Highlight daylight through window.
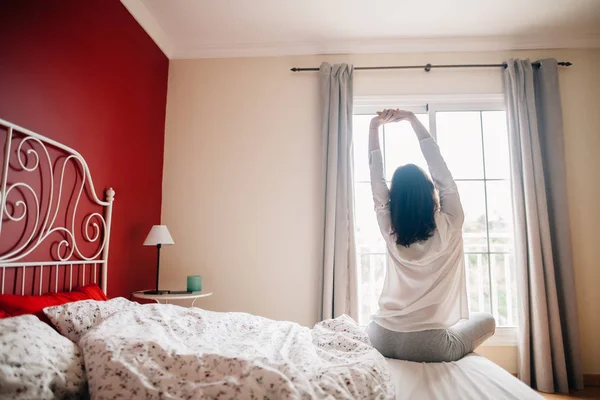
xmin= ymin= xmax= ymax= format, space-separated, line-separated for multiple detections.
xmin=353 ymin=104 xmax=517 ymax=329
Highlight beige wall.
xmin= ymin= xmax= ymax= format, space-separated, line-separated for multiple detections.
xmin=161 ymin=49 xmax=600 ymax=374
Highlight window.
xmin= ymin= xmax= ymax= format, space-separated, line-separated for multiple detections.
xmin=353 ymin=96 xmax=517 ymax=339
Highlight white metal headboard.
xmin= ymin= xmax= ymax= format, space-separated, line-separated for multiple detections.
xmin=0 ymin=118 xmax=114 ymax=295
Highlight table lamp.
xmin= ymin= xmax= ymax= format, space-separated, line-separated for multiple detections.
xmin=143 ymin=225 xmax=174 ymax=294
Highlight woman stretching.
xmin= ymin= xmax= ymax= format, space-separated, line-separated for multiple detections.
xmin=366 ymin=109 xmax=495 ymax=362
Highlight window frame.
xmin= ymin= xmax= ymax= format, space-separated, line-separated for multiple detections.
xmin=354 ymin=94 xmax=517 ymax=347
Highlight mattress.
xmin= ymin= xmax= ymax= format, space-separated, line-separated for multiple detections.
xmin=387 ymin=353 xmax=544 ymax=399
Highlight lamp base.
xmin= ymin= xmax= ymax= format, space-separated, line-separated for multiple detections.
xmin=142 ymin=289 xmax=170 ymax=295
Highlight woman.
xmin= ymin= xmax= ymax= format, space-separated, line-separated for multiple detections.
xmin=366 ymin=109 xmax=495 ymax=362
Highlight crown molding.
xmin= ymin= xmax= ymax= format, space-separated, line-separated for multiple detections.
xmin=120 ymin=0 xmax=172 ymax=58
xmin=171 ymin=34 xmax=600 ymax=60
xmin=120 ymin=1 xmax=600 ymax=60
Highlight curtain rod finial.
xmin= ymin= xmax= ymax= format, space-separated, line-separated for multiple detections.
xmin=291 ymin=67 xmax=299 ymax=72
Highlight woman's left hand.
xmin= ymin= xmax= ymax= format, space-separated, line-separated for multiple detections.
xmin=385 ymin=109 xmax=414 ymax=121
xmin=372 ymin=109 xmax=414 ymax=127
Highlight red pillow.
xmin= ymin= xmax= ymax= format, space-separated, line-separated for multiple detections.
xmin=0 ymin=284 xmax=108 ymax=321
xmin=73 ymin=283 xmax=108 ymax=301
xmin=0 ymin=309 xmax=10 ymax=319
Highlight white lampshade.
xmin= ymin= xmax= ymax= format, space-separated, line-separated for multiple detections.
xmin=143 ymin=225 xmax=174 ymax=246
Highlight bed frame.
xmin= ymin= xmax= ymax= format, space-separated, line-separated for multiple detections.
xmin=0 ymin=118 xmax=114 ymax=295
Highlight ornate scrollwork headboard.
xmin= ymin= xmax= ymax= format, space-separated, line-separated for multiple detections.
xmin=0 ymin=118 xmax=114 ymax=295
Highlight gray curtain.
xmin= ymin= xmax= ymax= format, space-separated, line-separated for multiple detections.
xmin=504 ymin=58 xmax=583 ymax=393
xmin=319 ymin=62 xmax=358 ymax=321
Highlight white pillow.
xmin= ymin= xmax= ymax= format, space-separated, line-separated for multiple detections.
xmin=0 ymin=315 xmax=87 ymax=400
xmin=44 ymin=297 xmax=138 ymax=343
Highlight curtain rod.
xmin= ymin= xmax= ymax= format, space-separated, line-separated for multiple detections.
xmin=290 ymin=61 xmax=572 ymax=72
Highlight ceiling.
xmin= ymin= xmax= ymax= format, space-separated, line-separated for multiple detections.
xmin=121 ymin=0 xmax=600 ymax=59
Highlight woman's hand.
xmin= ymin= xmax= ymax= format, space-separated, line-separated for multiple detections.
xmin=370 ymin=109 xmax=415 ymax=127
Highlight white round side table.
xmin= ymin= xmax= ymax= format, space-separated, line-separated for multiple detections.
xmin=132 ymin=291 xmax=213 ymax=308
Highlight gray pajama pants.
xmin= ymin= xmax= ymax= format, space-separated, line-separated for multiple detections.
xmin=366 ymin=313 xmax=496 ymax=362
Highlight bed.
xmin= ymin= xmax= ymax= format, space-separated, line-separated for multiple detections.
xmin=0 ymin=118 xmax=543 ymax=399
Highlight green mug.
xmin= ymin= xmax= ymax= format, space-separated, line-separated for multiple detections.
xmin=187 ymin=276 xmax=202 ymax=292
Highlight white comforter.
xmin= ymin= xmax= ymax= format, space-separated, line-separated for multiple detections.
xmin=80 ymin=304 xmax=394 ymax=399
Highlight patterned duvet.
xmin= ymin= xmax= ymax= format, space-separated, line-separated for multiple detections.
xmin=79 ymin=304 xmax=394 ymax=399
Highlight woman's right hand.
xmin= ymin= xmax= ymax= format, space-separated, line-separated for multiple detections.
xmin=371 ymin=109 xmax=414 ymax=127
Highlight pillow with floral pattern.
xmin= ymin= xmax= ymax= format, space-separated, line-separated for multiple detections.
xmin=44 ymin=297 xmax=138 ymax=344
xmin=0 ymin=315 xmax=87 ymax=400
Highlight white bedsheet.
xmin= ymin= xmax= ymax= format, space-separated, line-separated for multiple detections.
xmin=387 ymin=353 xmax=544 ymax=400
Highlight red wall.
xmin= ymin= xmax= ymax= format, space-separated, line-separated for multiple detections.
xmin=0 ymin=1 xmax=169 ymax=298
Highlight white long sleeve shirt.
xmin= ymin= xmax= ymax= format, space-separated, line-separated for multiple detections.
xmin=369 ymin=137 xmax=469 ymax=332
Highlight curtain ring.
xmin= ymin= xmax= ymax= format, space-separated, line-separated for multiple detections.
xmin=424 ymin=63 xmax=432 ymax=72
